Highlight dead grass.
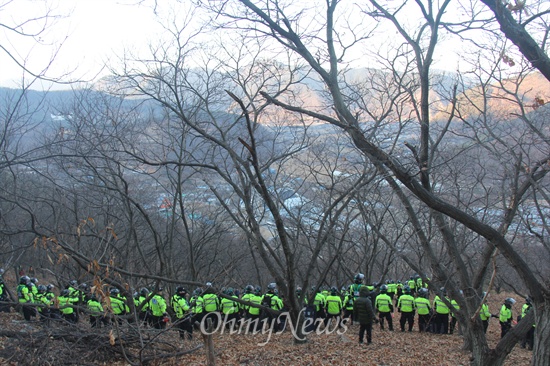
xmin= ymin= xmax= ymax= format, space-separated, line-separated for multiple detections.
xmin=0 ymin=292 xmax=534 ymax=365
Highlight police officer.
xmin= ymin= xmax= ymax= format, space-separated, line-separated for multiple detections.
xmin=415 ymin=274 xmax=423 ymax=291
xmin=366 ymin=282 xmax=377 ymax=301
xmin=136 ymin=288 xmax=150 ymax=324
xmin=67 ymin=280 xmax=78 ymax=296
xmin=58 ymin=288 xmax=78 ymax=323
xmin=395 ymin=280 xmax=404 ymax=306
xmin=375 ymin=284 xmax=393 ymax=331
xmin=249 ymin=286 xmax=264 ymax=332
xmin=202 ymin=282 xmax=220 ymax=329
xmin=108 ymin=288 xmax=128 ymax=325
xmin=78 ymin=283 xmax=91 ymax=305
xmin=449 ymin=295 xmax=460 ymax=334
xmin=312 ymin=286 xmax=326 ymax=325
xmin=189 ymin=287 xmax=204 ymax=327
xmin=321 ymin=286 xmax=330 ymax=300
xmin=407 ymin=276 xmax=417 ymax=297
xmin=520 ymin=297 xmax=535 ymax=350
xmin=0 ymin=269 xmax=10 ymax=313
xmin=66 ymin=280 xmax=80 ymax=322
xmin=433 ymin=287 xmax=450 ymax=334
xmin=221 ymin=287 xmax=241 ymax=331
xmin=29 ymin=278 xmax=39 ymax=298
xmin=499 ymin=297 xmax=515 ymax=338
xmin=45 ymin=284 xmax=59 ymax=319
xmin=397 ymin=285 xmax=415 ymax=332
xmin=415 ymin=288 xmax=431 ymax=332
xmin=87 ymin=294 xmax=107 ymax=327
xmin=349 ymin=273 xmax=365 ymax=298
xmin=325 ymin=286 xmax=343 ymax=327
xmin=386 ymin=280 xmax=397 ymax=300
xmin=240 ymin=285 xmax=254 ymax=317
xmin=172 ymin=286 xmax=193 ymax=339
xmin=149 ymin=287 xmax=168 ymax=329
xmin=339 ymin=286 xmax=348 ymax=299
xmin=17 ymin=276 xmax=34 ymax=321
xmin=479 ymin=292 xmax=492 ymax=334
xmin=261 ymin=283 xmax=283 ymax=328
xmin=343 ymin=289 xmax=355 ymax=325
xmin=35 ymin=285 xmax=52 ymax=322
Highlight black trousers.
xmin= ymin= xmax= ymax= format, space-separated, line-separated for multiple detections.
xmin=358 ymin=323 xmax=372 ymax=343
xmin=450 ymin=316 xmax=458 ymax=334
xmin=38 ymin=309 xmax=51 ymax=322
xmin=343 ymin=309 xmax=353 ymax=324
xmin=175 ymin=317 xmax=193 ymax=339
xmin=90 ymin=315 xmax=108 ymax=327
xmin=379 ymin=311 xmax=393 ymax=330
xmin=500 ymin=321 xmax=511 ymax=338
xmin=0 ymin=297 xmax=10 ymax=313
xmin=223 ymin=312 xmax=240 ymax=330
xmin=522 ymin=326 xmax=535 ymax=349
xmin=434 ymin=313 xmax=449 ymax=334
xmin=193 ymin=312 xmax=205 ymax=327
xmin=203 ymin=312 xmax=219 ymax=330
xmin=418 ymin=313 xmax=431 ymax=332
xmin=325 ymin=313 xmax=341 ymax=327
xmin=22 ymin=304 xmax=36 ymax=321
xmin=63 ymin=312 xmax=77 ymax=324
xmin=482 ymin=319 xmax=489 ymax=333
xmin=138 ymin=310 xmax=149 ymax=324
xmin=400 ymin=312 xmax=414 ymax=331
xmin=150 ymin=315 xmax=166 ymax=329
xmin=244 ymin=313 xmax=261 ymax=333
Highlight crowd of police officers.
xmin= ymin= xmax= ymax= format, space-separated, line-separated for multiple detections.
xmin=0 ymin=270 xmax=534 ymax=348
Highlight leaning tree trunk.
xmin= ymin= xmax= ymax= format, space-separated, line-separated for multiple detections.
xmin=460 ymin=316 xmax=484 ymax=353
xmin=468 ymin=309 xmax=536 ymax=366
xmin=532 ymin=298 xmax=550 ymax=366
xmin=287 ymin=299 xmax=308 ymax=344
xmin=469 ymin=330 xmax=499 ymax=366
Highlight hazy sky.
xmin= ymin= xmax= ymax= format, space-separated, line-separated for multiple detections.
xmin=0 ymin=0 xmax=163 ymax=88
xmin=0 ymin=0 xmax=475 ymax=90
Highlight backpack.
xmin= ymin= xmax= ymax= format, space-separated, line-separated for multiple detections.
xmin=17 ymin=284 xmax=24 ymax=299
xmin=262 ymin=294 xmax=273 ymax=308
xmin=351 ymin=284 xmax=361 ymax=297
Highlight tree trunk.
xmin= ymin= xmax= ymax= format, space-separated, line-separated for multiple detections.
xmin=467 ymin=306 xmax=536 ymax=366
xmin=286 ymin=300 xmax=308 ymax=344
xmin=532 ymin=298 xmax=550 ymax=366
xmin=469 ymin=331 xmax=499 ymax=366
xmin=202 ymin=317 xmax=216 ymax=366
xmin=479 ymin=0 xmax=550 ymax=81
xmin=461 ymin=316 xmax=482 ymax=353
xmin=468 ymin=332 xmax=513 ymax=366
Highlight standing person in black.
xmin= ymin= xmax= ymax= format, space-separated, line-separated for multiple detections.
xmin=353 ymin=286 xmax=376 ymax=344
xmin=0 ymin=269 xmax=9 ymax=313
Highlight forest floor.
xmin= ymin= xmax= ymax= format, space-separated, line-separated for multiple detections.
xmin=0 ymin=292 xmax=533 ymax=365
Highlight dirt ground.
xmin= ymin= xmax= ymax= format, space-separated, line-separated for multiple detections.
xmin=0 ymin=292 xmax=534 ymax=365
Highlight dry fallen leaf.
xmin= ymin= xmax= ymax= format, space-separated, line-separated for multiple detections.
xmin=109 ymin=329 xmax=116 ymax=346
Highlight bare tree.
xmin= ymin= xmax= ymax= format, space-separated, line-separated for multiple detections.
xmin=480 ymin=0 xmax=550 ymax=80
xmin=202 ymin=1 xmax=550 ymax=365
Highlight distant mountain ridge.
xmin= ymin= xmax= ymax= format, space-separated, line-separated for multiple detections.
xmin=1 ymin=69 xmax=548 ymax=130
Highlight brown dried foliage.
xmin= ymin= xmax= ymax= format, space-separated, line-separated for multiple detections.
xmin=0 ymin=292 xmax=533 ymax=365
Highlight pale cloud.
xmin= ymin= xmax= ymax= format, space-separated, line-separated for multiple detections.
xmin=0 ymin=0 xmax=162 ymax=88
